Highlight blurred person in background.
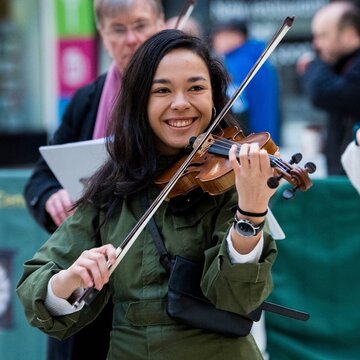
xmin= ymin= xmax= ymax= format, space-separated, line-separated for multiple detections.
xmin=211 ymin=19 xmax=281 ymax=145
xmin=297 ymin=1 xmax=360 ymax=175
xmin=23 ymin=0 xmax=165 ymax=359
xmin=212 ymin=19 xmax=281 ymax=360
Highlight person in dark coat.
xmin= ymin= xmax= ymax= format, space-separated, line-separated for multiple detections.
xmin=297 ymin=1 xmax=360 ymax=175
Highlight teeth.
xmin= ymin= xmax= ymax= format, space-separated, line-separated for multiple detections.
xmin=168 ymin=119 xmax=193 ymax=127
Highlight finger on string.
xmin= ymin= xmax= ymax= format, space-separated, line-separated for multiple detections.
xmin=259 ymin=149 xmax=271 ymax=173
xmin=248 ymin=143 xmax=260 ymax=169
xmin=239 ymin=143 xmax=250 ymax=168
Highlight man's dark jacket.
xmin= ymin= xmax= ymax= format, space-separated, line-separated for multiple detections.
xmin=24 ymin=74 xmax=106 ymax=233
xmin=302 ymin=49 xmax=360 ymax=175
xmin=24 ymin=74 xmax=112 ymax=360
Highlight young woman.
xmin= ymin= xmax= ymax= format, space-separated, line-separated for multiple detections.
xmin=17 ymin=30 xmax=277 ymax=359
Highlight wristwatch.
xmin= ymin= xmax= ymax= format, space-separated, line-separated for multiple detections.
xmin=233 ymin=213 xmax=265 ymax=237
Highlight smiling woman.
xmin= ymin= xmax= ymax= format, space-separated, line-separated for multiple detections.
xmin=17 ymin=30 xmax=279 ymax=360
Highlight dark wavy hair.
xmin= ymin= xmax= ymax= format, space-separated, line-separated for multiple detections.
xmin=76 ymin=29 xmax=237 ymax=219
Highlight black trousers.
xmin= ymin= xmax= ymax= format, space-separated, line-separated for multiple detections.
xmin=47 ymin=301 xmax=113 ymax=360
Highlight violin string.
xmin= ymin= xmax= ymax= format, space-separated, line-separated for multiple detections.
xmin=211 ymin=136 xmax=281 ymax=164
xmin=210 ymin=136 xmax=289 ymax=172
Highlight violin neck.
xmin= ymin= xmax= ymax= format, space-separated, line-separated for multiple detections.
xmin=208 ymin=139 xmax=278 ymax=166
xmin=208 ymin=142 xmax=230 ymax=158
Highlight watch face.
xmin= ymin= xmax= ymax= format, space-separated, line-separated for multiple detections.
xmin=235 ymin=220 xmax=256 ymax=237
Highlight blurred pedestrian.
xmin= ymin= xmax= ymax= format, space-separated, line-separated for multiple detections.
xmin=297 ymin=1 xmax=360 ymax=175
xmin=211 ymin=19 xmax=281 ymax=145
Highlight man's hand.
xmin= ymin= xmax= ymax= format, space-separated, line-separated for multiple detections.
xmin=45 ymin=189 xmax=74 ymax=227
xmin=296 ymin=52 xmax=315 ymax=76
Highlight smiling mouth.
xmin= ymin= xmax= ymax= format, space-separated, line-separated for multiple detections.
xmin=166 ymin=118 xmax=195 ymax=128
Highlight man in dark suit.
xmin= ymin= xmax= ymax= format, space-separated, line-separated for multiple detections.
xmin=297 ymin=1 xmax=360 ymax=175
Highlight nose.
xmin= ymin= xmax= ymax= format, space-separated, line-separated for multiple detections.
xmin=123 ymin=29 xmax=139 ymax=45
xmin=171 ymin=92 xmax=190 ymax=111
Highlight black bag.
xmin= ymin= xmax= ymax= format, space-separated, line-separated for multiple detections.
xmin=166 ymin=255 xmax=261 ymax=337
xmin=141 ymin=194 xmax=309 ymax=337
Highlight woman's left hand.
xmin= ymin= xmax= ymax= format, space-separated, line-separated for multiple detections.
xmin=229 ymin=143 xmax=277 ymax=212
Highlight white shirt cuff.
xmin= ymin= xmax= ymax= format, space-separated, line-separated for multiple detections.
xmin=45 ymin=276 xmax=85 ymax=316
xmin=226 ymin=231 xmax=264 ymax=264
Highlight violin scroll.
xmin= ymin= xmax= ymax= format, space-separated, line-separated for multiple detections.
xmin=267 ymin=152 xmax=317 ymax=199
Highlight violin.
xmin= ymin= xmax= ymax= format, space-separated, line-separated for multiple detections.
xmin=156 ymin=127 xmax=316 ymax=200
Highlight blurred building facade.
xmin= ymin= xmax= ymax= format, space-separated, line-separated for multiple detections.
xmin=2 ymin=0 xmax=360 ymax=167
xmin=0 ymin=0 xmax=97 ymax=166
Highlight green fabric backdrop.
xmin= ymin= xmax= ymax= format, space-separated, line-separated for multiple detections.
xmin=2 ymin=172 xmax=360 ymax=359
xmin=266 ymin=176 xmax=360 ymax=360
xmin=0 ymin=170 xmax=48 ymax=360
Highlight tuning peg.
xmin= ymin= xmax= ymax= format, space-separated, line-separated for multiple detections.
xmin=305 ymin=162 xmax=316 ymax=174
xmin=282 ymin=186 xmax=298 ymax=200
xmin=267 ymin=175 xmax=282 ymax=189
xmin=289 ymin=153 xmax=302 ymax=164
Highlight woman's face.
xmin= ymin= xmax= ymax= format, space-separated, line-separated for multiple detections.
xmin=148 ymin=48 xmax=213 ymax=155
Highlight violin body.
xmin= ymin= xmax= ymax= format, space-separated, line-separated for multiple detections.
xmin=156 ymin=127 xmax=279 ymax=199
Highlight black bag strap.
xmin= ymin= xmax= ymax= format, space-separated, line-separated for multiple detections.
xmin=140 ymin=193 xmax=173 ymax=272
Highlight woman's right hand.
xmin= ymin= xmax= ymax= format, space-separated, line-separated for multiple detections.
xmin=51 ymin=244 xmax=117 ymax=300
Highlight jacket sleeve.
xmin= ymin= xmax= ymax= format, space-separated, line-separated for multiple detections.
xmin=23 ymin=84 xmax=98 ymax=233
xmin=200 ymin=191 xmax=277 ymax=316
xmin=302 ymin=57 xmax=360 ymax=115
xmin=16 ymin=205 xmax=110 ymax=340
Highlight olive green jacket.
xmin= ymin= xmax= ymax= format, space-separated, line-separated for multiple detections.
xmin=17 ymin=187 xmax=277 ymax=359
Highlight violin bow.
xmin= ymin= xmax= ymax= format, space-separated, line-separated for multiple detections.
xmin=174 ymin=0 xmax=196 ymax=30
xmin=73 ymin=16 xmax=294 ymax=308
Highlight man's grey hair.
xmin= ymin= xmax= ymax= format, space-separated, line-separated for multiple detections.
xmin=94 ymin=0 xmax=164 ymax=28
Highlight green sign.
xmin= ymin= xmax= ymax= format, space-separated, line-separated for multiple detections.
xmin=55 ymin=0 xmax=96 ymax=37
xmin=0 ymin=170 xmax=49 ymax=360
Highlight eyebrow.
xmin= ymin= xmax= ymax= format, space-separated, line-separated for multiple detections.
xmin=152 ymin=76 xmax=208 ymax=84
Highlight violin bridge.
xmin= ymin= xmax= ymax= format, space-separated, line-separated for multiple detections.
xmin=195 ymin=134 xmax=215 ymax=157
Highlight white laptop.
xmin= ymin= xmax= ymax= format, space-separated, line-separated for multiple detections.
xmin=40 ymin=138 xmax=108 ymax=201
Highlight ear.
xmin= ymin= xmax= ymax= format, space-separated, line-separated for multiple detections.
xmin=340 ymin=26 xmax=359 ymax=48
